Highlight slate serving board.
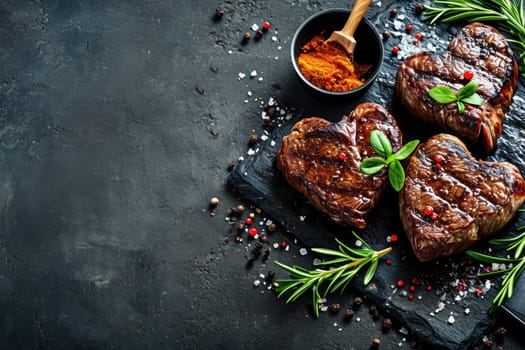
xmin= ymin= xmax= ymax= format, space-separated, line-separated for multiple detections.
xmin=228 ymin=2 xmax=525 ymax=349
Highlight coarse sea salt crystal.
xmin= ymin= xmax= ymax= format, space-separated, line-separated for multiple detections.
xmin=447 ymin=315 xmax=455 ymax=324
xmin=251 ymin=23 xmax=259 ymax=31
xmin=238 ymin=72 xmax=246 ymax=80
xmin=254 ymin=279 xmax=261 ymax=287
xmin=250 ymin=70 xmax=257 ymax=77
xmin=299 ymin=248 xmax=308 ymax=256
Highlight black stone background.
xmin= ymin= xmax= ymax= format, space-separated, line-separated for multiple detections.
xmin=0 ymin=0 xmax=524 ymax=349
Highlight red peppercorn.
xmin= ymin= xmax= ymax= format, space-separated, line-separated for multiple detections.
xmin=248 ymin=227 xmax=258 ymax=237
xmin=409 ymin=285 xmax=415 ymax=292
xmin=397 ymin=279 xmax=404 ymax=288
xmin=463 ymin=70 xmax=474 ymax=80
xmin=386 ymin=258 xmax=392 ymax=265
xmin=433 ymin=154 xmax=444 ymax=163
xmin=262 ymin=21 xmax=271 ymax=30
xmin=431 ymin=213 xmax=439 ymax=220
xmin=281 ymin=241 xmax=287 ymax=248
xmin=457 ymin=284 xmax=464 ymax=291
xmin=338 ymin=152 xmax=346 ymax=161
xmin=392 ymin=46 xmax=399 ymax=54
xmin=414 ymin=32 xmax=422 ymax=40
xmin=390 ymin=234 xmax=398 ymax=242
xmin=475 ymin=288 xmax=483 ymax=296
xmin=423 ymin=206 xmax=433 ymax=215
xmin=426 ymin=285 xmax=433 ymax=291
xmin=408 ymin=294 xmax=414 ymax=300
xmin=435 ymin=163 xmax=443 ymax=171
xmin=411 ymin=277 xmax=419 ymax=285
xmin=245 ymin=217 xmax=253 ymax=225
xmin=406 ymin=24 xmax=413 ymax=31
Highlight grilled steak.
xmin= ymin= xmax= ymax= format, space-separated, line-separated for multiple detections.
xmin=276 ymin=102 xmax=402 ymax=228
xmin=400 ymin=133 xmax=525 ymax=262
xmin=396 ymin=22 xmax=518 ymax=154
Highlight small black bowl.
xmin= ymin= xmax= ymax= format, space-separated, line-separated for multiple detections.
xmin=291 ymin=8 xmax=384 ymax=98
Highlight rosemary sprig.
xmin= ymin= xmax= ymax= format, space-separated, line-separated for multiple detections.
xmin=274 ymin=231 xmax=392 ymax=317
xmin=424 ymin=0 xmax=525 ymax=76
xmin=465 ymin=211 xmax=525 ymax=313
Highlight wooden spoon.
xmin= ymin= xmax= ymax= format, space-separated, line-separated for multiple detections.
xmin=327 ymin=0 xmax=372 ymax=57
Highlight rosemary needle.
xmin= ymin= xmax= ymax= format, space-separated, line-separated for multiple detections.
xmin=274 ymin=231 xmax=392 ymax=317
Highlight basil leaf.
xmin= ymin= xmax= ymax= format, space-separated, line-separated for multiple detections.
xmin=388 ymin=160 xmax=405 ymax=192
xmin=394 ymin=139 xmax=420 ymax=161
xmin=370 ymin=130 xmax=392 ymax=157
xmin=457 ymin=80 xmax=478 ymax=100
xmin=360 ymin=157 xmax=386 ymax=175
xmin=428 ymin=86 xmax=457 ymax=104
xmin=462 ymin=92 xmax=483 ymax=106
xmin=457 ymin=100 xmax=465 ymax=114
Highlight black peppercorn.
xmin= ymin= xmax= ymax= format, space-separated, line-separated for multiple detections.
xmin=255 ymin=29 xmax=263 ymax=40
xmin=259 ymin=234 xmax=268 ymax=243
xmin=353 ymin=296 xmax=363 ymax=309
xmin=242 ymin=32 xmax=251 ymax=42
xmin=267 ymin=223 xmax=277 ymax=232
xmin=371 ymin=338 xmax=381 ymax=348
xmin=343 ymin=308 xmax=354 ymax=322
xmin=237 ymin=222 xmax=245 ymax=231
xmin=227 ymin=161 xmax=235 ymax=171
xmin=267 ymin=107 xmax=276 ymax=118
xmin=495 ymin=327 xmax=507 ymax=342
xmin=369 ymin=304 xmax=377 ymax=315
xmin=390 ymin=8 xmax=398 ymax=16
xmin=383 ymin=318 xmax=392 ymax=330
xmin=267 ymin=270 xmax=275 ymax=279
xmin=483 ymin=340 xmax=493 ymax=349
xmin=415 ymin=3 xmax=425 ymax=15
xmin=214 ymin=7 xmax=225 ymax=19
xmin=248 ymin=133 xmax=258 ymax=145
xmin=382 ymin=31 xmax=390 ymax=41
xmin=330 ymin=303 xmax=341 ymax=313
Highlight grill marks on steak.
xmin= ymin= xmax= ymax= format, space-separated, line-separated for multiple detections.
xmin=396 ymin=23 xmax=518 ymax=153
xmin=400 ymin=134 xmax=525 ymax=262
xmin=276 ymin=103 xmax=402 ymax=229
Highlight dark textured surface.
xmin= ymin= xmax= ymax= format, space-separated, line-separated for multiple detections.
xmin=1 ymin=1 xmax=524 ymax=349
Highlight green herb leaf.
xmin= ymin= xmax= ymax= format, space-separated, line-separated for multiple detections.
xmin=457 ymin=80 xmax=478 ymax=99
xmin=388 ymin=160 xmax=406 ymax=192
xmin=370 ymin=130 xmax=392 ymax=157
xmin=429 ymin=85 xmax=457 ymax=104
xmin=395 ymin=140 xmax=420 ymax=161
xmin=458 ymin=100 xmax=466 ymax=114
xmin=363 ymin=259 xmax=378 ymax=285
xmin=359 ymin=130 xmax=418 ymax=191
xmin=360 ymin=157 xmax=386 ymax=175
xmin=462 ymin=92 xmax=483 ymax=106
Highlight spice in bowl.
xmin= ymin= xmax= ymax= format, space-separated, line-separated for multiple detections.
xmin=297 ymin=33 xmax=372 ymax=92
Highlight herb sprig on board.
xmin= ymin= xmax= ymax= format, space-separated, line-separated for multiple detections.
xmin=429 ymin=80 xmax=483 ymax=114
xmin=424 ymin=0 xmax=525 ymax=76
xmin=360 ymin=130 xmax=419 ymax=192
xmin=274 ymin=232 xmax=392 ymax=317
xmin=466 ymin=210 xmax=525 ymax=313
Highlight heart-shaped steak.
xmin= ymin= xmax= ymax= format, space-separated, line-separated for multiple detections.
xmin=276 ymin=102 xmax=402 ymax=228
xmin=400 ymin=133 xmax=525 ymax=262
xmin=396 ymin=23 xmax=518 ymax=154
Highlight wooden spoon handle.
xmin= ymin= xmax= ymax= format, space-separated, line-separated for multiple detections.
xmin=340 ymin=0 xmax=372 ymax=37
